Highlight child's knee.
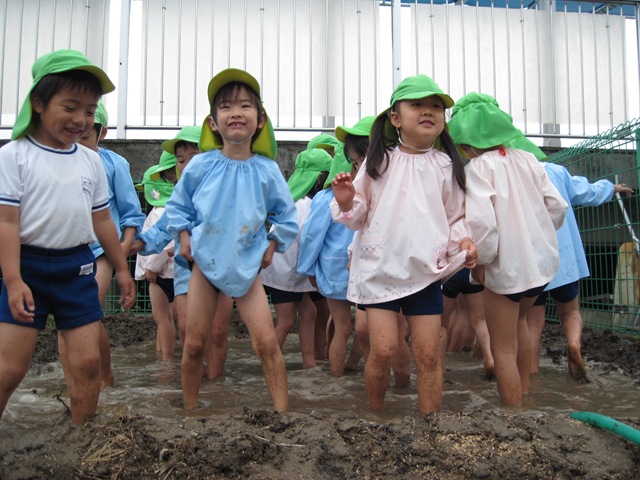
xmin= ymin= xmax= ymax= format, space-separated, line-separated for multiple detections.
xmin=184 ymin=336 xmax=207 ymax=358
xmin=69 ymin=352 xmax=101 ymax=379
xmin=251 ymin=336 xmax=280 ymax=358
xmin=0 ymin=363 xmax=30 ymax=392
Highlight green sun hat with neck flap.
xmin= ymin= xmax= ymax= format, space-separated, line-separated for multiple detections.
xmin=287 ymin=147 xmax=333 ymax=202
xmin=135 ymin=165 xmax=175 ymax=207
xmin=162 ymin=126 xmax=202 ymax=155
xmin=376 ymin=74 xmax=454 ymax=147
xmin=335 ymin=116 xmax=376 ymax=143
xmin=12 ymin=49 xmax=115 ymax=140
xmin=199 ymin=68 xmax=277 ymax=160
xmin=448 ymin=92 xmax=525 ymax=151
xmin=147 ymin=151 xmax=178 ymax=181
xmin=324 ymin=142 xmax=352 ymax=188
xmin=94 ymin=100 xmax=108 ymax=127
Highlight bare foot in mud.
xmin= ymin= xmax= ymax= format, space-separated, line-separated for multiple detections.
xmin=567 ymin=342 xmax=589 ymax=383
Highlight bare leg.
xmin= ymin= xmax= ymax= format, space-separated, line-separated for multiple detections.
xmin=526 ymin=304 xmax=546 ymax=374
xmin=174 ymin=293 xmax=188 ymax=347
xmin=346 ymin=307 xmax=367 ymax=371
xmin=149 ymin=282 xmax=175 ymax=361
xmin=484 ymin=289 xmax=522 ymax=406
xmin=517 ymin=297 xmax=536 ymax=395
xmin=296 ymin=294 xmax=317 ymax=368
xmin=273 ymin=302 xmax=296 ymax=349
xmin=325 ymin=298 xmax=353 ymax=377
xmin=205 ymin=293 xmax=232 ymax=379
xmin=61 ymin=322 xmax=102 ymax=423
xmin=0 ymin=324 xmax=38 ymax=420
xmin=464 ymin=292 xmax=494 ymax=379
xmin=313 ymin=298 xmax=330 ymax=360
xmin=182 ymin=265 xmax=217 ymax=409
xmin=556 ymin=297 xmax=588 ymax=382
xmin=393 ymin=313 xmax=412 ymax=388
xmin=441 ymin=295 xmax=456 ymax=374
xmin=364 ymin=308 xmax=399 ymax=410
xmin=407 ymin=313 xmax=443 ymax=413
xmin=235 ymin=278 xmax=288 ymax=412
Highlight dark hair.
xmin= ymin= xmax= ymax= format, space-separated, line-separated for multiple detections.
xmin=211 ymin=82 xmax=264 ymax=123
xmin=308 ymin=171 xmax=329 ymax=199
xmin=366 ymin=102 xmax=466 ymax=192
xmin=344 ymin=134 xmax=370 ymax=164
xmin=175 ymin=140 xmax=199 ymax=152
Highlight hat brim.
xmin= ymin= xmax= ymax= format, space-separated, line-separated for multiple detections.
xmin=207 ymin=68 xmax=261 ymax=105
xmin=375 ymin=107 xmax=451 ymax=151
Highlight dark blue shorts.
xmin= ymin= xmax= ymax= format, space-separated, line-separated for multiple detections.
xmin=0 ymin=244 xmax=102 ymax=330
xmin=533 ymin=281 xmax=579 ymax=306
xmin=359 ymin=281 xmax=443 ymax=316
xmin=504 ymin=283 xmax=548 ymax=303
xmin=150 ymin=276 xmax=175 ymax=303
xmin=441 ymin=268 xmax=484 ymax=298
xmin=264 ymin=285 xmax=304 ymax=304
xmin=308 ymin=291 xmax=325 ymax=302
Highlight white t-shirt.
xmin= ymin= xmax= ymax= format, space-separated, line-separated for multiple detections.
xmin=0 ymin=136 xmax=109 ymax=249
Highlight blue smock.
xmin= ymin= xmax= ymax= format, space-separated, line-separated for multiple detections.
xmin=165 ymin=149 xmax=298 ymax=297
xmin=297 ymin=188 xmax=353 ymax=300
xmin=544 ymin=162 xmax=614 ymax=290
xmin=91 ymin=148 xmax=146 ymax=258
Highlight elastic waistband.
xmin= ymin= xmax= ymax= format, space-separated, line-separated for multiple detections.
xmin=21 ymin=244 xmax=89 ymax=256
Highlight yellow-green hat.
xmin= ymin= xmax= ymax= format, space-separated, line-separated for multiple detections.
xmin=147 ymin=151 xmax=178 ymax=181
xmin=288 ymin=148 xmax=333 ymax=202
xmin=198 ymin=68 xmax=277 ymax=159
xmin=324 ymin=143 xmax=352 ymax=188
xmin=376 ymin=75 xmax=454 ymax=146
xmin=162 ymin=126 xmax=202 ymax=155
xmin=313 ymin=135 xmax=342 ymax=153
xmin=136 ymin=165 xmax=175 ymax=207
xmin=448 ymin=92 xmax=522 ymax=150
xmin=94 ymin=100 xmax=108 ymax=127
xmin=335 ymin=116 xmax=376 ymax=143
xmin=12 ymin=49 xmax=115 ymax=140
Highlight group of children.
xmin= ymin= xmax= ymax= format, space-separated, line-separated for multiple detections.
xmin=0 ymin=48 xmax=632 ymax=424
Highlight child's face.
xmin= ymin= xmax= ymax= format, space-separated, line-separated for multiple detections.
xmin=208 ymin=86 xmax=265 ymax=149
xmin=32 ymin=87 xmax=99 ymax=150
xmin=175 ymin=143 xmax=200 ymax=173
xmin=390 ymin=95 xmax=445 ymax=151
xmin=160 ymin=169 xmax=178 ymax=185
xmin=78 ymin=125 xmax=106 ymax=151
xmin=345 ymin=146 xmax=364 ymax=175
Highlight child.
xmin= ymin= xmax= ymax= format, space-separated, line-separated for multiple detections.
xmin=527 ymin=164 xmax=633 ymax=381
xmin=58 ymin=100 xmax=145 ymax=387
xmin=448 ymin=92 xmax=567 ymax=406
xmin=0 ymin=49 xmax=136 ymax=424
xmin=135 ymin=154 xmax=178 ymax=361
xmin=260 ymin=144 xmax=333 ymax=368
xmin=164 ymin=68 xmax=298 ymax=411
xmin=298 ymin=140 xmax=360 ymax=378
xmin=161 ymin=126 xmax=234 ymax=378
xmin=331 ymin=75 xmax=476 ymax=413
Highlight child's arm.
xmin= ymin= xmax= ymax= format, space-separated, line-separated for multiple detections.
xmin=0 ymin=205 xmax=34 ymax=322
xmin=179 ymin=230 xmax=193 ymax=262
xmin=93 ymin=209 xmax=136 ymax=309
xmin=261 ymin=239 xmax=278 ymax=269
xmin=120 ymin=226 xmax=137 ymax=258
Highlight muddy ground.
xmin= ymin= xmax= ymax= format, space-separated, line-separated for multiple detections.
xmin=1 ymin=312 xmax=640 ymax=479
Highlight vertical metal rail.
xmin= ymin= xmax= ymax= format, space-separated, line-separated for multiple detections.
xmin=461 ymin=1 xmax=466 ymax=94
xmin=637 ymin=4 xmax=640 ymax=119
xmin=226 ymin=0 xmax=231 ymax=66
xmin=535 ymin=2 xmax=542 ymax=134
xmin=68 ymin=0 xmax=74 ymax=48
xmin=392 ymin=0 xmax=401 ymax=87
xmin=579 ymin=2 xmax=586 ymax=134
xmin=342 ymin=0 xmax=346 ymax=126
xmin=430 ymin=0 xmax=435 ymax=78
xmin=117 ymin=0 xmax=131 ymax=137
xmin=34 ymin=0 xmax=41 ymax=58
xmin=476 ymin=1 xmax=481 ymax=92
xmin=491 ymin=0 xmax=496 ymax=98
xmin=357 ymin=0 xmax=362 ymax=119
xmin=414 ymin=0 xmax=419 ymax=74
xmin=275 ymin=0 xmax=280 ymax=127
xmin=620 ymin=8 xmax=628 ymax=123
xmin=159 ymin=0 xmax=166 ymax=125
xmin=259 ymin=0 xmax=264 ymax=100
xmin=210 ymin=0 xmax=215 ymax=77
xmin=520 ymin=0 xmax=528 ymax=131
xmin=563 ymin=2 xmax=571 ymax=135
xmin=192 ymin=0 xmax=199 ymax=126
xmin=100 ymin=0 xmax=107 ymax=68
xmin=505 ymin=3 xmax=512 ymax=114
xmin=445 ymin=0 xmax=451 ymax=95
xmin=84 ymin=0 xmax=90 ymax=56
xmin=176 ymin=0 xmax=183 ymax=126
xmin=325 ymin=0 xmax=329 ymax=120
xmin=52 ymin=0 xmax=56 ymax=52
xmin=142 ymin=0 xmax=149 ymax=125
xmin=243 ymin=0 xmax=248 ymax=69
xmin=606 ymin=5 xmax=614 ymax=129
xmin=592 ymin=3 xmax=600 ymax=133
xmin=15 ymin=1 xmax=25 ymax=118
xmin=373 ymin=0 xmax=378 ymax=113
xmin=549 ymin=0 xmax=558 ymax=129
xmin=308 ymin=0 xmax=312 ymax=128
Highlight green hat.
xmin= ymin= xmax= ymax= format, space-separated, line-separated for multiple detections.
xmin=162 ymin=126 xmax=202 ymax=155
xmin=376 ymin=75 xmax=454 ymax=146
xmin=94 ymin=100 xmax=108 ymax=127
xmin=136 ymin=165 xmax=175 ymax=207
xmin=448 ymin=92 xmax=522 ymax=150
xmin=287 ymin=148 xmax=333 ymax=201
xmin=12 ymin=49 xmax=115 ymax=140
xmin=199 ymin=68 xmax=277 ymax=159
xmin=147 ymin=151 xmax=178 ymax=181
xmin=324 ymin=143 xmax=352 ymax=188
xmin=312 ymin=134 xmax=342 ymax=152
xmin=335 ymin=116 xmax=376 ymax=143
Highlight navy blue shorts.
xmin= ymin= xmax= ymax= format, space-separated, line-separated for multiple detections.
xmin=504 ymin=283 xmax=548 ymax=303
xmin=0 ymin=244 xmax=102 ymax=330
xmin=308 ymin=291 xmax=325 ymax=302
xmin=150 ymin=276 xmax=175 ymax=303
xmin=359 ymin=281 xmax=443 ymax=316
xmin=533 ymin=281 xmax=579 ymax=306
xmin=441 ymin=268 xmax=484 ymax=298
xmin=264 ymin=285 xmax=303 ymax=304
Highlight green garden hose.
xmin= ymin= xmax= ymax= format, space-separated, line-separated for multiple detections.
xmin=569 ymin=411 xmax=640 ymax=445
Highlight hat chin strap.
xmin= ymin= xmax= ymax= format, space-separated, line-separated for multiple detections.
xmin=213 ymin=121 xmax=254 ymax=146
xmin=397 ymin=129 xmax=435 ymax=153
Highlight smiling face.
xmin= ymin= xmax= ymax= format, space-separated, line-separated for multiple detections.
xmin=31 ymin=87 xmax=99 ymax=150
xmin=389 ymin=95 xmax=446 ymax=152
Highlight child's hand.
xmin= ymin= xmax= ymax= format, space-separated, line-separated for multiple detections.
xmin=145 ymin=270 xmax=158 ymax=284
xmin=471 ymin=265 xmax=485 ymax=285
xmin=614 ymin=183 xmax=634 ymax=196
xmin=6 ymin=279 xmax=35 ymax=323
xmin=114 ymin=270 xmax=136 ymax=309
xmin=332 ymin=172 xmax=356 ymax=211
xmin=129 ymin=239 xmax=145 ymax=256
xmin=179 ymin=232 xmax=193 ymax=262
xmin=261 ymin=240 xmax=278 ymax=269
